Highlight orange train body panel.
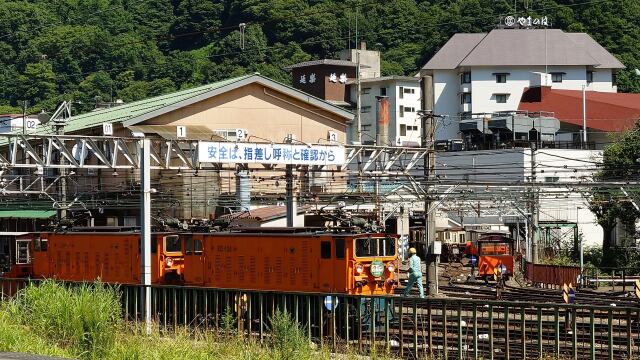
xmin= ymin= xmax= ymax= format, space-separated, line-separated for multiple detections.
xmin=7 ymin=229 xmax=399 ymax=295
xmin=28 ymin=232 xmax=180 ymax=285
xmin=183 ymin=232 xmax=398 ymax=295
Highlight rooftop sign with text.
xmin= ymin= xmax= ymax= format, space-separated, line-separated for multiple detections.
xmin=198 ymin=142 xmax=345 ymax=166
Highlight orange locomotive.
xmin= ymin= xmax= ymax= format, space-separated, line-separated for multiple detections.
xmin=182 ymin=230 xmax=398 ymax=295
xmin=474 ymin=233 xmax=515 ymax=281
xmin=4 ymin=228 xmax=399 ymax=295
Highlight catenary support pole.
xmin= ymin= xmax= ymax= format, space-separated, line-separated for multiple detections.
xmin=530 ymin=144 xmax=539 ymax=263
xmin=140 ymin=138 xmax=152 ymax=334
xmin=286 ymin=135 xmax=297 ymax=227
xmin=421 ymin=75 xmax=438 ymax=295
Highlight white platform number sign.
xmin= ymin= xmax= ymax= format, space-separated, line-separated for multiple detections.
xmin=235 ymin=128 xmax=247 ymax=141
xmin=102 ymin=122 xmax=113 ymax=136
xmin=176 ymin=125 xmax=186 ymax=138
xmin=199 ymin=142 xmax=345 ymax=166
xmin=327 ymin=131 xmax=338 ymax=142
xmin=25 ymin=119 xmax=37 ymax=131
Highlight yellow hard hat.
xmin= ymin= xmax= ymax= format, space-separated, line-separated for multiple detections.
xmin=409 ymin=247 xmax=417 ymax=254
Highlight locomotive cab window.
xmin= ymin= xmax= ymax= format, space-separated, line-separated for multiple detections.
xmin=335 ymin=238 xmax=345 ymax=259
xmin=355 ymin=237 xmax=395 ymax=257
xmin=164 ymin=235 xmax=181 ymax=254
xmin=151 ymin=237 xmax=157 ymax=254
xmin=185 ymin=236 xmax=193 ymax=255
xmin=479 ymin=242 xmax=510 ymax=255
xmin=186 ymin=237 xmax=202 ymax=255
xmin=321 ymin=241 xmax=331 ymax=259
xmin=194 ymin=239 xmax=202 ymax=255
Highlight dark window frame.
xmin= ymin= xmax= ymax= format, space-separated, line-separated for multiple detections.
xmin=461 ymin=71 xmax=471 ymax=84
xmin=587 ymin=70 xmax=594 ymax=84
xmin=495 ymin=74 xmax=507 ymax=83
xmin=461 ymin=93 xmax=471 ymax=104
xmin=335 ymin=238 xmax=345 ymax=259
xmin=495 ymin=94 xmax=508 ymax=103
xmin=320 ymin=241 xmax=331 ymax=259
xmin=551 ymin=72 xmax=564 ymax=83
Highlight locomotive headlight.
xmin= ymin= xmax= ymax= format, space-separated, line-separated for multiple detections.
xmin=386 ymin=263 xmax=395 ymax=273
xmin=165 ymin=257 xmax=174 ymax=267
xmin=355 ymin=263 xmax=364 ymax=275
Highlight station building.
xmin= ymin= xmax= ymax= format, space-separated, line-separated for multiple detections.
xmin=0 ymin=74 xmax=354 ymax=229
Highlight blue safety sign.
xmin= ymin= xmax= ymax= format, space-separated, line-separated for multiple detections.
xmin=470 ymin=256 xmax=477 ymax=265
xmin=324 ymin=296 xmax=338 ymax=311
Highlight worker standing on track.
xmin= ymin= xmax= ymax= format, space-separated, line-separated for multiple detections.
xmin=403 ymin=247 xmax=425 ymax=298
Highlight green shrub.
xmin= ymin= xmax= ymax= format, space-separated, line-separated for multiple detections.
xmin=268 ymin=310 xmax=312 ymax=360
xmin=8 ymin=280 xmax=122 ymax=359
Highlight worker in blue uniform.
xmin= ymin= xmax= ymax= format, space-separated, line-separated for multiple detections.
xmin=403 ymin=247 xmax=425 ymax=298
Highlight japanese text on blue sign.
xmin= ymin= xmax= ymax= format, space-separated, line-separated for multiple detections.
xmin=198 ymin=142 xmax=345 ymax=166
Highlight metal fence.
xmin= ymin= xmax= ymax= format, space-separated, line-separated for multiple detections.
xmin=1 ymin=277 xmax=639 ymax=360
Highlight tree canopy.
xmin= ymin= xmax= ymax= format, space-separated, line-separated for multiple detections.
xmin=0 ymin=0 xmax=639 ymax=114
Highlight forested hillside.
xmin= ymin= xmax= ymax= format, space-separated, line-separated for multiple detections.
xmin=0 ymin=0 xmax=638 ymax=114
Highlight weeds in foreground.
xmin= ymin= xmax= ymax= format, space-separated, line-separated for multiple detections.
xmin=6 ymin=280 xmax=121 ymax=359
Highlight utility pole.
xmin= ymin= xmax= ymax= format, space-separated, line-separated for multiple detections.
xmin=529 ymin=143 xmax=539 ymax=263
xmin=140 ymin=138 xmax=152 ymax=334
xmin=22 ymin=101 xmax=28 ymax=135
xmin=420 ymin=75 xmax=438 ymax=296
xmin=285 ymin=134 xmax=297 ymax=227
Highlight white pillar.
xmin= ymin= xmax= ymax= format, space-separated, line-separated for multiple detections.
xmin=140 ymin=139 xmax=152 ymax=334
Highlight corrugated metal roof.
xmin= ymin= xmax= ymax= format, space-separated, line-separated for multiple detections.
xmin=422 ymin=29 xmax=624 ymax=70
xmin=0 ymin=73 xmax=354 ymax=147
xmin=284 ymin=59 xmax=366 ymax=70
xmin=0 ymin=75 xmax=253 ymax=144
xmin=0 ymin=210 xmax=56 ymax=219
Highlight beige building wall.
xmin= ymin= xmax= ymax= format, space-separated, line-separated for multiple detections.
xmin=143 ymin=83 xmax=349 ymax=144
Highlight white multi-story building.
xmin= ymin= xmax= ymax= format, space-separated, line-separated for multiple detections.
xmin=420 ymin=29 xmax=625 ymax=140
xmin=348 ymin=76 xmax=422 ymax=146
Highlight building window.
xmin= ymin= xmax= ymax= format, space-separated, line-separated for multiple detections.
xmin=361 ymin=106 xmax=371 ymax=113
xmin=400 ymin=124 xmax=407 ymax=136
xmin=362 ymin=87 xmax=371 ymax=94
xmin=545 ymin=176 xmax=560 ymax=183
xmin=495 ymin=73 xmax=507 ymax=83
xmin=551 ymin=72 xmax=564 ymax=83
xmin=461 ymin=71 xmax=471 ymax=84
xmin=404 ymin=106 xmax=415 ymax=113
xmin=587 ymin=71 xmax=594 ymax=84
xmin=399 ymin=86 xmax=404 ymax=99
xmin=399 ymin=106 xmax=404 ymax=117
xmin=380 ymin=87 xmax=387 ymax=96
xmin=403 ymin=88 xmax=415 ymax=94
xmin=123 ymin=216 xmax=137 ymax=227
xmin=461 ymin=93 xmax=471 ymax=104
xmin=495 ymin=94 xmax=508 ymax=103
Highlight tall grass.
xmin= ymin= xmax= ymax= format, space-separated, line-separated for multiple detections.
xmin=6 ymin=280 xmax=122 ymax=359
xmin=0 ymin=280 xmax=394 ymax=360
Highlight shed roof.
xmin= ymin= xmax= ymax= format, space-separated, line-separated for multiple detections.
xmin=518 ymin=86 xmax=640 ymax=132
